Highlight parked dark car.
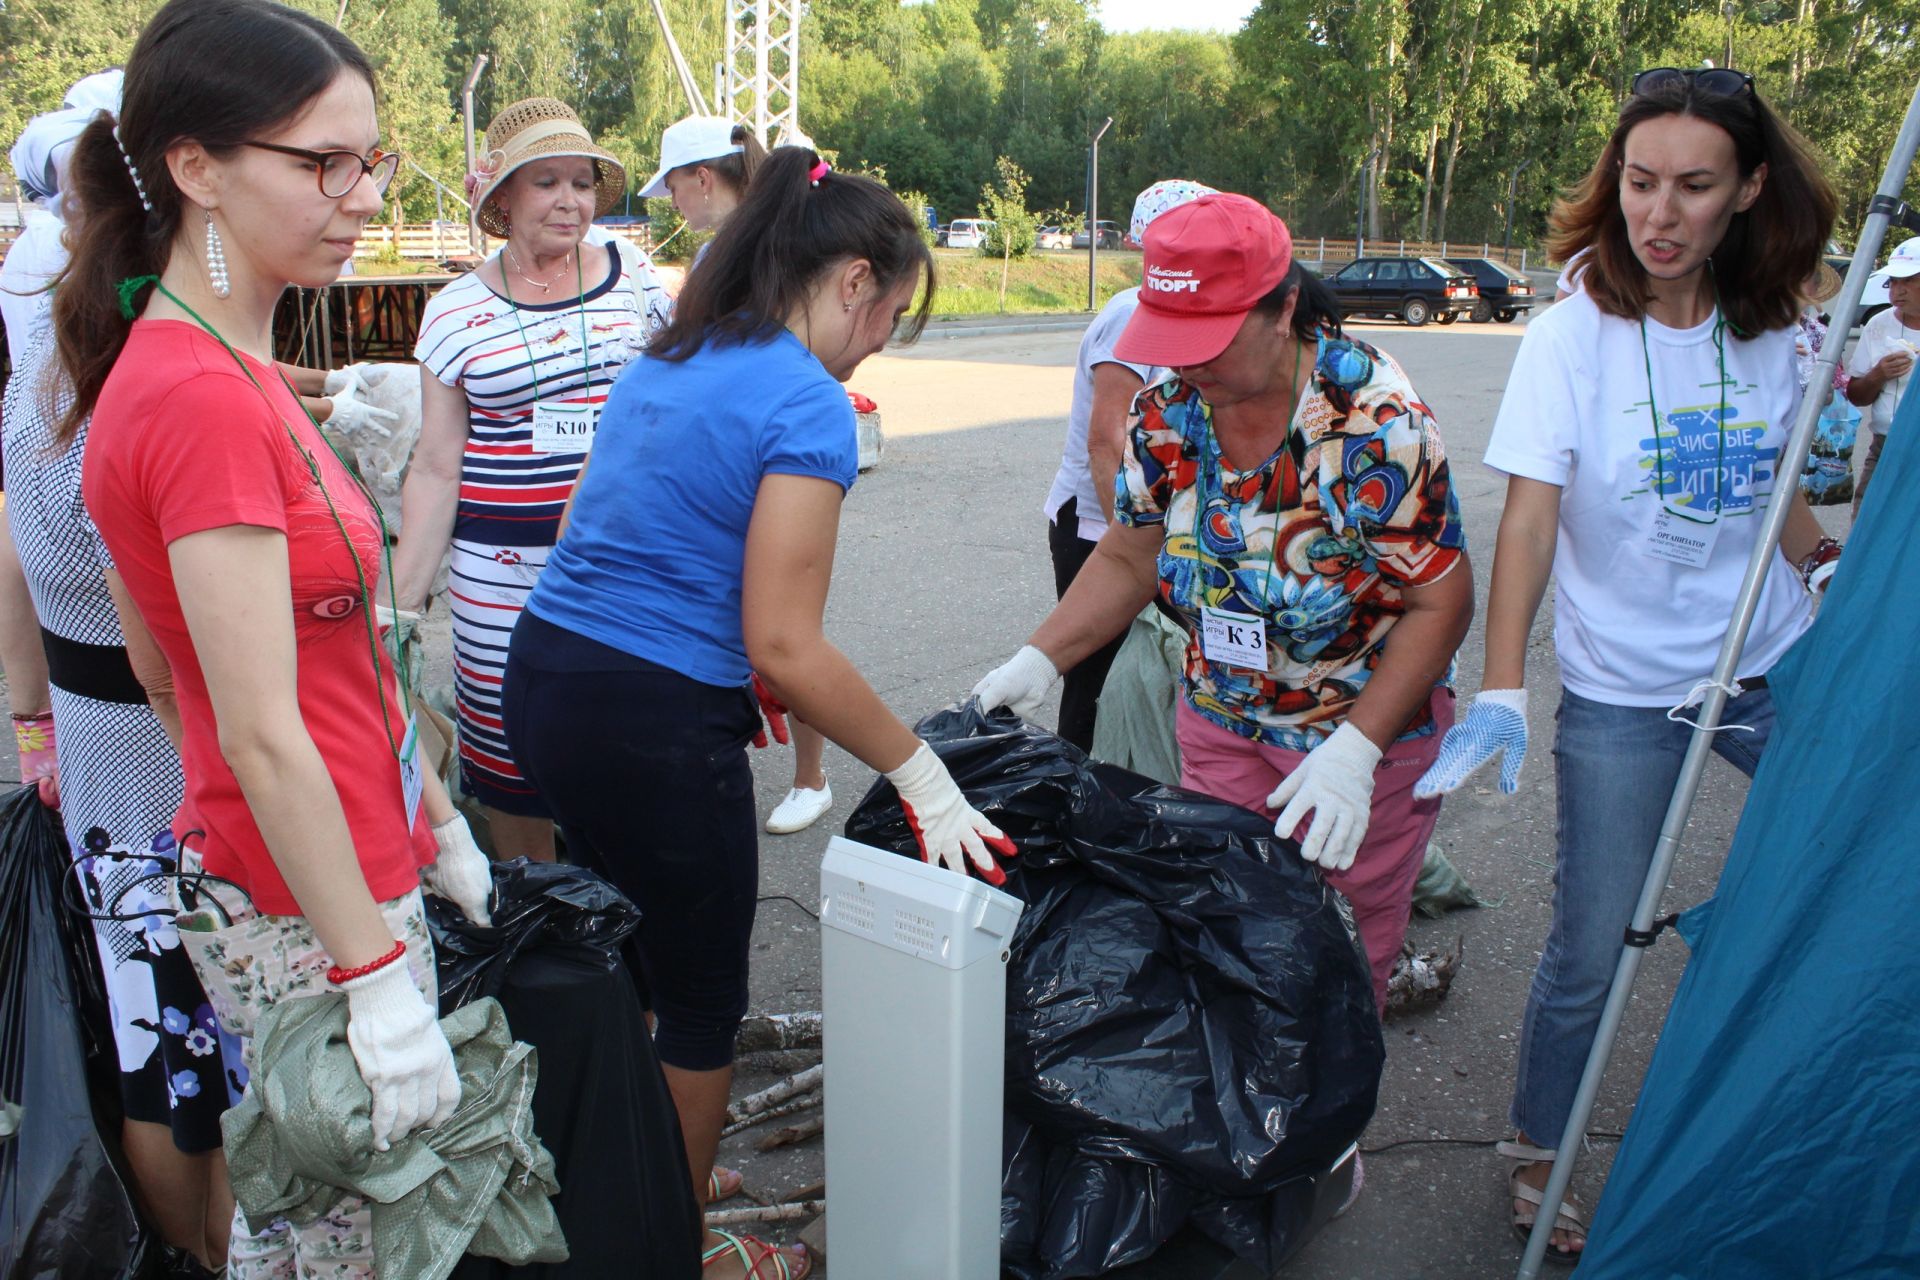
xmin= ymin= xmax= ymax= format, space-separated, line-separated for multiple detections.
xmin=1322 ymin=256 xmax=1478 ymax=326
xmin=1446 ymin=257 xmax=1537 ymax=323
xmin=1072 ymin=219 xmax=1122 ymax=250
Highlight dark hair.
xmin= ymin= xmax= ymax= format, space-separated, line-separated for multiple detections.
xmin=1548 ymin=75 xmax=1836 ymax=335
xmin=673 ymin=124 xmax=766 ymax=199
xmin=651 ymin=146 xmax=935 ymax=362
xmin=53 ymin=0 xmax=374 ymax=441
xmin=1254 ymin=261 xmax=1344 ymax=340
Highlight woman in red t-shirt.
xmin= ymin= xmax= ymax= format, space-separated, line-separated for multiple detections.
xmin=53 ymin=1 xmax=494 ymax=1273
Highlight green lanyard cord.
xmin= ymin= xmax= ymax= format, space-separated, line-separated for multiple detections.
xmin=1639 ymin=273 xmax=1730 ymax=523
xmin=129 ymin=276 xmax=410 ymax=759
xmin=500 ymin=249 xmax=596 ymax=411
xmin=1190 ymin=337 xmax=1308 ymax=615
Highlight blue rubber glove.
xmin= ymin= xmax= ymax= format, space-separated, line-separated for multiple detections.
xmin=1413 ymin=688 xmax=1529 ymax=799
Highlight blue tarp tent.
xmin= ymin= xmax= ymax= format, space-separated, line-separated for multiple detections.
xmin=1575 ymin=390 xmax=1920 ymax=1277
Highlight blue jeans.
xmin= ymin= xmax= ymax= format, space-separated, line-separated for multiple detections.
xmin=1509 ymin=684 xmax=1776 ymax=1146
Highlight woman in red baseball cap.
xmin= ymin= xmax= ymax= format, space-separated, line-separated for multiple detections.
xmin=974 ymin=192 xmax=1473 ymax=1019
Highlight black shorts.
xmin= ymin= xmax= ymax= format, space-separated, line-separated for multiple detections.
xmin=502 ymin=611 xmax=760 ymax=1071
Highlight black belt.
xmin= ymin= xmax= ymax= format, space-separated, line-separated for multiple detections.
xmin=41 ymin=627 xmax=149 ymax=706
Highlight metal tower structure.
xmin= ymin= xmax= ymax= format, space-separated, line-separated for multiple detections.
xmin=723 ymin=0 xmax=800 ymax=144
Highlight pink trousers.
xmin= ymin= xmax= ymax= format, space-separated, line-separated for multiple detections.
xmin=1175 ymin=690 xmax=1454 ymax=1012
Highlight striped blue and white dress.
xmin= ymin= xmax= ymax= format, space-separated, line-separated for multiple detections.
xmin=413 ymin=241 xmax=672 ymax=813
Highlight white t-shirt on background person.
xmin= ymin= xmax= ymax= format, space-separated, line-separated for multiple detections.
xmin=1484 ymin=289 xmax=1814 ymax=708
xmin=1846 ymin=305 xmax=1919 ymax=436
xmin=1044 ymin=287 xmax=1161 ymax=541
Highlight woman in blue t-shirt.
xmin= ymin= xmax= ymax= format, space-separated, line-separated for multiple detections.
xmin=502 ymin=146 xmax=1009 ymax=1280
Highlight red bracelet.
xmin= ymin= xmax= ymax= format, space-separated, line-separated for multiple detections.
xmin=326 ymin=940 xmax=407 ymax=987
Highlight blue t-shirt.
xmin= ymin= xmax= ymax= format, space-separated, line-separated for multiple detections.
xmin=525 ymin=328 xmax=857 ymax=686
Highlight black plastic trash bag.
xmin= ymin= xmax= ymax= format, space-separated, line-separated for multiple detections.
xmin=846 ymin=705 xmax=1384 ymax=1278
xmin=431 ymin=859 xmax=700 ymax=1280
xmin=0 ymin=786 xmax=165 ymax=1279
xmin=427 ymin=856 xmax=644 ymax=1008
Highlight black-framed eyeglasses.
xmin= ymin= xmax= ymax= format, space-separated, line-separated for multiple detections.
xmin=1631 ymin=67 xmax=1756 ymax=99
xmin=241 ymin=141 xmax=400 ymax=198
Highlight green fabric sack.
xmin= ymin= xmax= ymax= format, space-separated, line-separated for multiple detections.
xmin=1412 ymin=843 xmax=1488 ymax=918
xmin=223 ymin=994 xmax=567 ymax=1280
xmin=1090 ymin=605 xmax=1189 ymax=786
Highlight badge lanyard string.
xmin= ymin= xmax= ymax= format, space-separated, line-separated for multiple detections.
xmin=501 ymin=249 xmax=598 ymax=412
xmin=1189 ymin=338 xmax=1306 ymax=616
xmin=1639 ymin=271 xmax=1729 ymax=524
xmin=119 ymin=276 xmax=409 ymax=759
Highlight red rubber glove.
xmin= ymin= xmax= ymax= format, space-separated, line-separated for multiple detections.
xmin=751 ymin=674 xmax=790 ymax=749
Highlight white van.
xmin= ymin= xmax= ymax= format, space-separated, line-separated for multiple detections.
xmin=946 ymin=218 xmax=996 ymax=250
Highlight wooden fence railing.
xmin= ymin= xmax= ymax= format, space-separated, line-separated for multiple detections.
xmin=0 ymin=219 xmax=658 ymax=263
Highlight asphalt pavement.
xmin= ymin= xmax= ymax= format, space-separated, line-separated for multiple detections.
xmin=0 ymin=300 xmax=1853 ymax=1278
xmin=720 ymin=307 xmax=1848 ymax=1277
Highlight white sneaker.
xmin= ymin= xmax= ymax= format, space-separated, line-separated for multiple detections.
xmin=766 ymin=783 xmax=833 ymax=834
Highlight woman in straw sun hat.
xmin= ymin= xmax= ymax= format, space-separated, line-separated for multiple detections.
xmin=393 ymin=97 xmax=672 ymax=861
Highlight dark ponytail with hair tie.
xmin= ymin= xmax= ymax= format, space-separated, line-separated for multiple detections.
xmin=650 ymin=146 xmax=935 ymax=363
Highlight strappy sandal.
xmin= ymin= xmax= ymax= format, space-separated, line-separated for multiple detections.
xmin=702 ymin=1231 xmax=811 ymax=1279
xmin=1497 ymin=1139 xmax=1587 ymax=1266
xmin=708 ymin=1164 xmax=745 ymax=1203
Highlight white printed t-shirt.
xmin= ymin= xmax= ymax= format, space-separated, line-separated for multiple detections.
xmin=1044 ymin=288 xmax=1160 ymax=540
xmin=1846 ymin=305 xmax=1919 ymax=436
xmin=1484 ymin=289 xmax=1813 ymax=707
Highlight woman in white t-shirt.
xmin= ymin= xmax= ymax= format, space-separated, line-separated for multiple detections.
xmin=1413 ymin=68 xmax=1842 ymax=1263
xmin=1039 ymin=178 xmax=1209 ymax=750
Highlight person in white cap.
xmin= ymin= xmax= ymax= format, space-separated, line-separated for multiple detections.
xmin=1037 ymin=178 xmax=1214 ymax=752
xmin=639 ymin=114 xmax=767 ymax=253
xmin=1845 ymin=234 xmax=1920 ymax=515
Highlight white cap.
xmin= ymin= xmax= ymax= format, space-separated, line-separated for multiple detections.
xmin=638 ymin=116 xmax=744 ymax=198
xmin=64 ymin=69 xmax=124 ymax=115
xmin=1870 ymin=236 xmax=1920 ymax=284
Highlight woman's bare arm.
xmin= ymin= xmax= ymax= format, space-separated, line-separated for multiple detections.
xmin=170 ymin=524 xmax=396 ymax=965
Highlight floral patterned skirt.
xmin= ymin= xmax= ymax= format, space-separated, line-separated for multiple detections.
xmin=172 ymin=847 xmax=435 ymax=1279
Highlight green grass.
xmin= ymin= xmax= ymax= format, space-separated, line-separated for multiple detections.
xmin=926 ymin=248 xmax=1141 ymax=316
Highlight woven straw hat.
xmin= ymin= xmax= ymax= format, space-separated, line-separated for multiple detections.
xmin=470 ymin=98 xmax=626 ymax=239
xmin=1803 ymin=260 xmax=1843 ymax=305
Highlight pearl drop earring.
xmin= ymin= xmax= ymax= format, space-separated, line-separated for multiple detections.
xmin=205 ymin=210 xmax=230 ymax=299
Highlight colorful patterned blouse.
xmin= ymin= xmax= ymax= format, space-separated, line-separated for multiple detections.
xmin=1115 ymin=330 xmax=1465 ymax=750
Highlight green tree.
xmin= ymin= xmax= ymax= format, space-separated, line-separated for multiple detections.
xmin=980 ymin=155 xmax=1037 ymax=309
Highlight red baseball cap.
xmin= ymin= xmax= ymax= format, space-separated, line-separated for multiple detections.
xmin=1114 ymin=193 xmax=1293 ymax=367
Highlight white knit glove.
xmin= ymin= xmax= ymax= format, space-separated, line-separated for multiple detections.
xmin=1267 ymin=723 xmax=1383 ymax=872
xmin=970 ymin=645 xmax=1061 ymax=720
xmin=322 ymin=362 xmax=377 ymax=397
xmin=324 ymin=384 xmax=398 ymax=440
xmin=339 ymin=958 xmax=460 ymax=1151
xmin=885 ymin=742 xmax=1017 ymax=885
xmin=422 ymin=814 xmax=494 ymax=927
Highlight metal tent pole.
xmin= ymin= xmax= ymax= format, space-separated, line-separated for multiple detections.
xmin=1517 ymin=74 xmax=1920 ymax=1280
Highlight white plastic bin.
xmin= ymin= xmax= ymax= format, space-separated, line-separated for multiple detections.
xmin=820 ymin=836 xmax=1023 ymax=1279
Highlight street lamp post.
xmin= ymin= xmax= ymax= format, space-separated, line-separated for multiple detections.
xmin=1355 ymin=147 xmax=1379 ymax=257
xmin=462 ymin=55 xmax=490 ymax=256
xmin=1087 ymin=115 xmax=1113 ymax=311
xmin=1502 ymin=155 xmax=1536 ymax=263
